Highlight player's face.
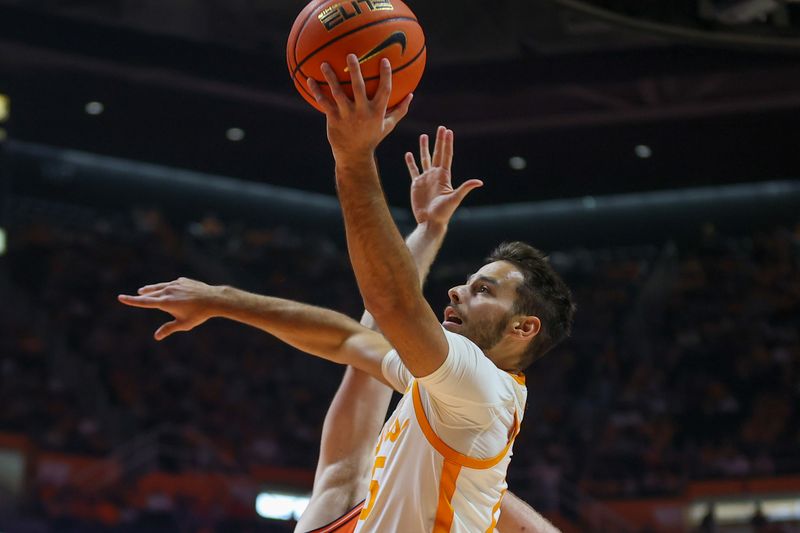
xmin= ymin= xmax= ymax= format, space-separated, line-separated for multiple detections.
xmin=442 ymin=260 xmax=524 ymax=351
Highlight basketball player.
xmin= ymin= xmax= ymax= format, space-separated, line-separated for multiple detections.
xmin=301 ymin=55 xmax=575 ymax=531
xmin=294 ymin=128 xmax=560 ymax=533
xmin=119 ymin=128 xmax=563 ymax=531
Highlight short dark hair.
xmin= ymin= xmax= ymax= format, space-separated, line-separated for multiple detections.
xmin=486 ymin=242 xmax=575 ymax=367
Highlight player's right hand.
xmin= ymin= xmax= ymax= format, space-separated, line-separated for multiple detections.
xmin=118 ymin=278 xmax=222 ymax=340
xmin=308 ymin=55 xmax=412 ymax=162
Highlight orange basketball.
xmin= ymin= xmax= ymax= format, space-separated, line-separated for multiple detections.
xmin=287 ymin=0 xmax=426 ymax=112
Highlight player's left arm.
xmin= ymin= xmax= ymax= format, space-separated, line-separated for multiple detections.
xmin=497 ymin=492 xmax=562 ymax=533
xmin=308 ymin=56 xmax=451 ymax=379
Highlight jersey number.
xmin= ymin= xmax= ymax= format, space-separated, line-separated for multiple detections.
xmin=359 ymin=455 xmax=386 ymax=520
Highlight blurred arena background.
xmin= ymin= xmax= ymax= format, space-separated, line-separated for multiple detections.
xmin=1 ymin=0 xmax=799 ymax=531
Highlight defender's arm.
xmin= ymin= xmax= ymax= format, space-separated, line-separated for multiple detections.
xmin=119 ymin=279 xmax=392 ymax=384
xmin=498 ymin=492 xmax=562 ymax=533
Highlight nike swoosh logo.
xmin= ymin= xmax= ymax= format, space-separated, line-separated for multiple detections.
xmin=345 ymin=31 xmax=407 ymax=72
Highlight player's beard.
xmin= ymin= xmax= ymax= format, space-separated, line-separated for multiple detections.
xmin=463 ymin=311 xmax=512 ymax=352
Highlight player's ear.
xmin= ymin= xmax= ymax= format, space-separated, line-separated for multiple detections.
xmin=512 ymin=315 xmax=540 ymax=340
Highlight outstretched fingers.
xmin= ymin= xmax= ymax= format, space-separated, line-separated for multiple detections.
xmin=440 ymin=128 xmax=455 ymax=170
xmin=405 ymin=152 xmax=420 ymax=179
xmin=346 ymin=54 xmax=368 ymax=105
xmin=454 ymin=179 xmax=484 ymax=204
xmin=117 ymin=294 xmax=164 ymax=309
xmin=431 ymin=126 xmax=447 ymax=167
xmin=138 ymin=282 xmax=169 ymax=295
xmin=419 ymin=134 xmax=431 ymax=171
xmin=320 ymin=62 xmax=351 ymax=110
xmin=307 ymin=77 xmax=338 ymax=116
xmin=154 ymin=320 xmax=188 ymax=341
xmin=373 ymin=58 xmax=393 ymax=111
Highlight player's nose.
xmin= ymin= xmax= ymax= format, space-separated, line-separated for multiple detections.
xmin=448 ymin=286 xmax=463 ymax=304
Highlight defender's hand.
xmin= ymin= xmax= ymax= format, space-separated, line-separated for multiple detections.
xmin=307 ymin=55 xmax=413 ymax=162
xmin=118 ymin=278 xmax=223 ymax=340
xmin=407 ymin=126 xmax=483 ymax=227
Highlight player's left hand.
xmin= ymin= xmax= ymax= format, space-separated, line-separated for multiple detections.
xmin=307 ymin=54 xmax=412 ymax=161
xmin=407 ymin=126 xmax=483 ymax=227
xmin=118 ymin=278 xmax=223 ymax=340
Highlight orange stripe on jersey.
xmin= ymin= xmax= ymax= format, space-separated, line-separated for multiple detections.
xmin=507 ymin=372 xmax=526 ymax=386
xmin=411 ymin=381 xmax=520 ymax=470
xmin=433 ymin=460 xmax=462 ymax=533
xmin=485 ymin=488 xmax=507 ymax=533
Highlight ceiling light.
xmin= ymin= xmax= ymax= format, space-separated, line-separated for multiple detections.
xmin=634 ymin=145 xmax=652 ymax=159
xmin=226 ymin=128 xmax=245 ymax=142
xmin=509 ymin=156 xmax=527 ymax=170
xmin=85 ymin=101 xmax=105 ymax=115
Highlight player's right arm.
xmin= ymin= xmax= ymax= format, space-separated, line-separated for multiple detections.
xmin=118 ymin=280 xmax=393 ymax=384
xmin=297 ymin=133 xmax=482 ymax=531
xmin=311 ymin=58 xmax=451 ymax=379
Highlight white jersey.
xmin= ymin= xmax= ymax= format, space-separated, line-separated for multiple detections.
xmin=354 ymin=328 xmax=527 ymax=533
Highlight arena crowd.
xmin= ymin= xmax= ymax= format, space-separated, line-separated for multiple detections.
xmin=2 ymin=204 xmax=798 ymax=531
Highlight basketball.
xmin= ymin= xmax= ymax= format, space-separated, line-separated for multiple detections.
xmin=287 ymin=0 xmax=426 ymax=112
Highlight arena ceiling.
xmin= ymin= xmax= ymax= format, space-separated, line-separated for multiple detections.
xmin=1 ymin=0 xmax=800 ymax=207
